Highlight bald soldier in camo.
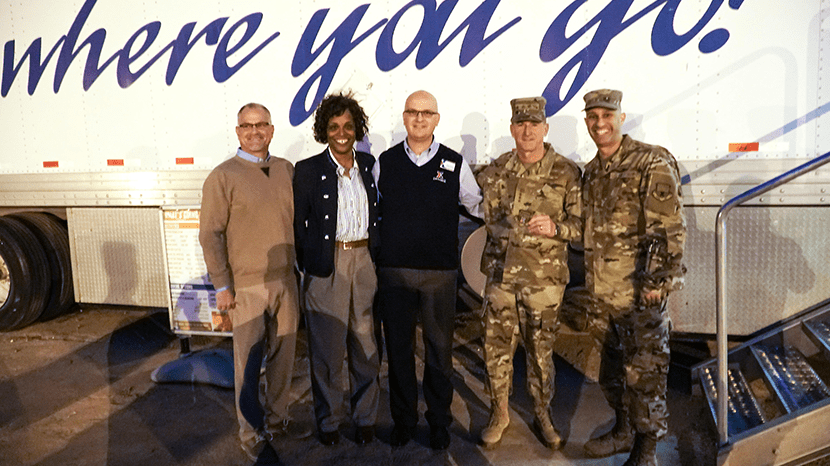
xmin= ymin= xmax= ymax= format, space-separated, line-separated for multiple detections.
xmin=580 ymin=89 xmax=686 ymax=466
xmin=476 ymin=96 xmax=582 ymax=450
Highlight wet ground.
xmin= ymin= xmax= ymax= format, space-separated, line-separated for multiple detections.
xmin=0 ymin=304 xmax=719 ymax=466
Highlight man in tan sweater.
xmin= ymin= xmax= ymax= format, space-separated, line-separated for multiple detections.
xmin=200 ymin=103 xmax=309 ymax=461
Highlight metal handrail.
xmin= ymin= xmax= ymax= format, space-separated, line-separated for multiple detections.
xmin=715 ymin=151 xmax=830 ymax=445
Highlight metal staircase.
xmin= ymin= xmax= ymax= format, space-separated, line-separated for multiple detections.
xmin=693 ymin=300 xmax=830 ymax=465
xmin=692 ymin=152 xmax=830 ymax=466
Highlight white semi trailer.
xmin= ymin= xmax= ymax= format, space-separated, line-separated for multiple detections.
xmin=2 ymin=1 xmax=829 ymax=463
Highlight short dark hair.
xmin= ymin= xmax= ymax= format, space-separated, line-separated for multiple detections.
xmin=312 ymin=92 xmax=369 ymax=144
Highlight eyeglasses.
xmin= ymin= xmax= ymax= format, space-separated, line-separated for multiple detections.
xmin=238 ymin=122 xmax=272 ymax=130
xmin=403 ymin=109 xmax=438 ymax=118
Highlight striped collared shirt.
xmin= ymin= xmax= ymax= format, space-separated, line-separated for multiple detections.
xmin=329 ymin=150 xmax=369 ymax=242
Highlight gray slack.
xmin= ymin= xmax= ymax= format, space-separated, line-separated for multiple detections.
xmin=304 ymin=245 xmax=380 ymax=433
xmin=230 ymin=277 xmax=299 ymax=445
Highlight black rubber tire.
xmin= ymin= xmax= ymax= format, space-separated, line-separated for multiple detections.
xmin=7 ymin=212 xmax=75 ymax=321
xmin=0 ymin=216 xmax=51 ymax=330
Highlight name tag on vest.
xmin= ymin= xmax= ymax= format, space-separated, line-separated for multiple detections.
xmin=439 ymin=159 xmax=456 ymax=171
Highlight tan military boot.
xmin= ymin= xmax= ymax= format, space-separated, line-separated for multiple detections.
xmin=480 ymin=402 xmax=510 ymax=449
xmin=584 ymin=411 xmax=635 ymax=458
xmin=622 ymin=433 xmax=658 ymax=466
xmin=533 ymin=409 xmax=562 ymax=450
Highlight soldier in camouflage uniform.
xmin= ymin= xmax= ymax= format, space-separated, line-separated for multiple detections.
xmin=580 ymin=89 xmax=686 ymax=466
xmin=476 ymin=97 xmax=582 ymax=449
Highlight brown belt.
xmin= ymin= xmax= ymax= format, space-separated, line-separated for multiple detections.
xmin=335 ymin=239 xmax=369 ymax=250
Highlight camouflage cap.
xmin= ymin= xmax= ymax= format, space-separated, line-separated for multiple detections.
xmin=510 ymin=97 xmax=547 ymax=123
xmin=583 ymin=89 xmax=622 ymax=111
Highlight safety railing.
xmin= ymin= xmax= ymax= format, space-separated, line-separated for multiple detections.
xmin=715 ymin=151 xmax=830 ymax=444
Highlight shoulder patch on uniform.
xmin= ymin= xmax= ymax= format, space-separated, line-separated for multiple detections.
xmin=646 ymin=172 xmax=678 ymax=216
xmin=652 ymin=182 xmax=672 ymax=202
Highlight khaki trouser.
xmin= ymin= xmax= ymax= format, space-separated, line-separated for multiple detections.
xmin=304 ymin=246 xmax=379 ymax=433
xmin=230 ymin=277 xmax=299 ymax=444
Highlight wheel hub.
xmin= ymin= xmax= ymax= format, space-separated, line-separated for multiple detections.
xmin=0 ymin=254 xmax=9 ymax=307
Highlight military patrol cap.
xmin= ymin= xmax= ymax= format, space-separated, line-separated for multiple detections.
xmin=510 ymin=97 xmax=547 ymax=123
xmin=583 ymin=89 xmax=622 ymax=111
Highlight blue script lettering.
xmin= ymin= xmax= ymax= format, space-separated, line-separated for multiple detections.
xmin=162 ymin=19 xmax=226 ymax=84
xmin=652 ymin=0 xmax=725 ymax=55
xmin=2 ymin=0 xmax=744 ymax=127
xmin=539 ymin=0 xmax=731 ymax=116
xmin=290 ymin=0 xmax=518 ymax=125
xmin=290 ymin=5 xmax=387 ymax=126
xmin=1 ymin=0 xmax=279 ymax=96
xmin=53 ymin=0 xmax=113 ymax=92
xmin=118 ymin=22 xmax=162 ymax=88
xmin=214 ymin=14 xmax=279 ymax=82
xmin=375 ymin=0 xmax=519 ymax=70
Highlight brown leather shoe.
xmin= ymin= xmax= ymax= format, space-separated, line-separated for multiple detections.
xmin=240 ymin=434 xmax=267 ymax=461
xmin=355 ymin=425 xmax=375 ymax=445
xmin=268 ymin=419 xmax=313 ymax=441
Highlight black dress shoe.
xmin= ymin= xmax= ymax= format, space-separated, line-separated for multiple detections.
xmin=319 ymin=430 xmax=340 ymax=446
xmin=390 ymin=424 xmax=414 ymax=447
xmin=429 ymin=426 xmax=451 ymax=450
xmin=355 ymin=425 xmax=375 ymax=445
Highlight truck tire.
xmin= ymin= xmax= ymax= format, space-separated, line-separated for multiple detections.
xmin=0 ymin=216 xmax=51 ymax=330
xmin=7 ymin=212 xmax=75 ymax=321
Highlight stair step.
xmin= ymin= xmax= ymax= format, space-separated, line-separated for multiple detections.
xmin=803 ymin=319 xmax=830 ymax=356
xmin=805 ymin=319 xmax=830 ymax=342
xmin=700 ymin=365 xmax=766 ymax=436
xmin=692 ymin=301 xmax=830 ymax=465
xmin=750 ymin=344 xmax=830 ymax=413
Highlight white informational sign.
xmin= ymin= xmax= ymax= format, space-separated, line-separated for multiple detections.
xmin=162 ymin=208 xmax=232 ymax=336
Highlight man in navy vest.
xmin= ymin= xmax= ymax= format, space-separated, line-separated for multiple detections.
xmin=375 ymin=90 xmax=482 ymax=450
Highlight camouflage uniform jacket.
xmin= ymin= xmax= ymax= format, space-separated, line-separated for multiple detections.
xmin=477 ymin=143 xmax=582 ymax=288
xmin=582 ymin=135 xmax=686 ymax=310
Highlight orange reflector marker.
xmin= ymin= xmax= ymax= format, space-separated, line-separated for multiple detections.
xmin=107 ymin=159 xmax=124 ymax=166
xmin=728 ymin=142 xmax=759 ymax=152
xmin=43 ymin=161 xmax=59 ymax=168
xmin=176 ymin=157 xmax=194 ymax=165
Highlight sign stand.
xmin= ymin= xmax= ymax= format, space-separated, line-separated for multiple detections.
xmin=151 ymin=207 xmax=233 ymax=388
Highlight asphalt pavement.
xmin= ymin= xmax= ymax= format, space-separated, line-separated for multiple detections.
xmin=0 ymin=304 xmax=718 ymax=466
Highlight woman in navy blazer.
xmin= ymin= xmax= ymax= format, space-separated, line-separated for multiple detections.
xmin=293 ymin=92 xmax=381 ymax=447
